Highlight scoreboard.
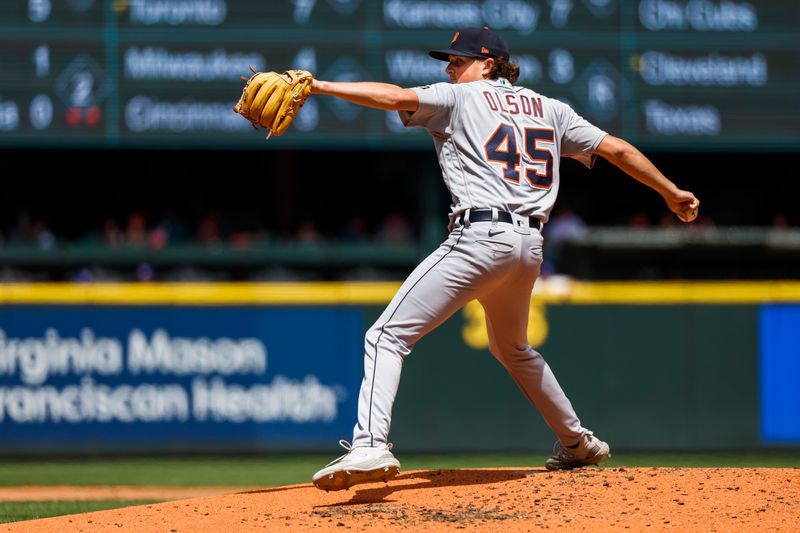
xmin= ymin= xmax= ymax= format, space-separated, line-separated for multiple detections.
xmin=0 ymin=0 xmax=798 ymax=150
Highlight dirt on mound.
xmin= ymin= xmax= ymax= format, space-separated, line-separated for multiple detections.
xmin=3 ymin=467 xmax=798 ymax=532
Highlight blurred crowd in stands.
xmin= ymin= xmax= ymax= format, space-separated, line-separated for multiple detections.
xmin=3 ymin=202 xmax=797 ymax=283
xmin=1 ymin=149 xmax=797 ymax=281
xmin=0 ymin=206 xmax=422 ymax=282
xmin=4 ymin=203 xmax=794 ymax=253
xmin=3 ymin=148 xmax=797 ymax=252
xmin=0 ymin=207 xmax=417 ymax=251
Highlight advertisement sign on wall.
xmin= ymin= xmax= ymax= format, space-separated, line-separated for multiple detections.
xmin=0 ymin=306 xmax=364 ymax=453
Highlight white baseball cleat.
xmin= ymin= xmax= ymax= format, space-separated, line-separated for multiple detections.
xmin=312 ymin=440 xmax=401 ymax=491
xmin=544 ymin=431 xmax=611 ymax=471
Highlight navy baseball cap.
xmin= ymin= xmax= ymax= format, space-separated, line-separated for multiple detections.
xmin=429 ymin=26 xmax=510 ymax=61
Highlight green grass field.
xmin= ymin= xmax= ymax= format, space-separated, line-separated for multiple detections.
xmin=1 ymin=452 xmax=797 ymax=524
xmin=0 ymin=500 xmax=158 ymax=525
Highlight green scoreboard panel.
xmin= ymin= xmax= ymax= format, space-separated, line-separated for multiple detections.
xmin=0 ymin=0 xmax=798 ymax=150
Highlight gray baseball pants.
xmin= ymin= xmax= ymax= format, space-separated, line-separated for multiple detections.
xmin=351 ymin=215 xmax=586 ymax=448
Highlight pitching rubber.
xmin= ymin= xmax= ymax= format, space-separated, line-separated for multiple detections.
xmin=313 ymin=465 xmax=400 ymax=492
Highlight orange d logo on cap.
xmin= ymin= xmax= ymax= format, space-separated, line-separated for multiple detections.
xmin=429 ymin=27 xmax=510 ymax=62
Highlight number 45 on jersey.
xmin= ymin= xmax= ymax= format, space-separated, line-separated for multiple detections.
xmin=484 ymin=124 xmax=555 ymax=189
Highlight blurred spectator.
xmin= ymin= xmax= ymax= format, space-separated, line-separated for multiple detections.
xmin=296 ymin=220 xmax=323 ymax=244
xmin=102 ymin=218 xmax=124 ymax=247
xmin=70 ymin=266 xmax=125 ymax=283
xmin=772 ymin=212 xmax=789 ymax=229
xmin=231 ymin=228 xmax=271 ymax=249
xmin=376 ymin=212 xmax=412 ymax=244
xmin=136 ymin=262 xmax=156 ymax=282
xmin=545 ymin=206 xmax=587 ymax=244
xmin=74 ymin=268 xmax=93 ymax=283
xmin=628 ymin=211 xmax=650 ymax=228
xmin=229 ymin=231 xmax=252 ymax=250
xmin=6 ymin=209 xmax=54 ymax=248
xmin=148 ymin=226 xmax=169 ymax=251
xmin=195 ymin=211 xmax=222 ymax=245
xmin=31 ymin=219 xmax=55 ymax=249
xmin=541 ymin=206 xmax=587 ymax=278
xmin=659 ymin=213 xmax=681 ymax=228
xmin=343 ymin=216 xmax=369 ymax=243
xmin=147 ymin=208 xmax=189 ymax=250
xmin=125 ymin=211 xmax=148 ymax=247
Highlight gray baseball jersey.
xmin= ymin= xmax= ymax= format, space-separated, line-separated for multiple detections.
xmin=350 ymin=78 xmax=606 ymax=451
xmin=399 ymin=78 xmax=607 ymax=224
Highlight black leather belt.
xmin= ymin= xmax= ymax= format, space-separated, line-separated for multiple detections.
xmin=459 ymin=209 xmax=542 ymax=231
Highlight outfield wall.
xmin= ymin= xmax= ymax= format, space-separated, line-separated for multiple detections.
xmin=0 ymin=281 xmax=798 ymax=455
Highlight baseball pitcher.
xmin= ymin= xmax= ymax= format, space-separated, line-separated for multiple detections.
xmin=305 ymin=27 xmax=700 ymax=491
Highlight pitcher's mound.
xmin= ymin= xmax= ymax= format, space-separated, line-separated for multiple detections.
xmin=4 ymin=467 xmax=799 ymax=532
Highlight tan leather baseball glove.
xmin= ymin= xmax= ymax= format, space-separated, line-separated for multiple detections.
xmin=233 ymin=67 xmax=313 ymax=139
